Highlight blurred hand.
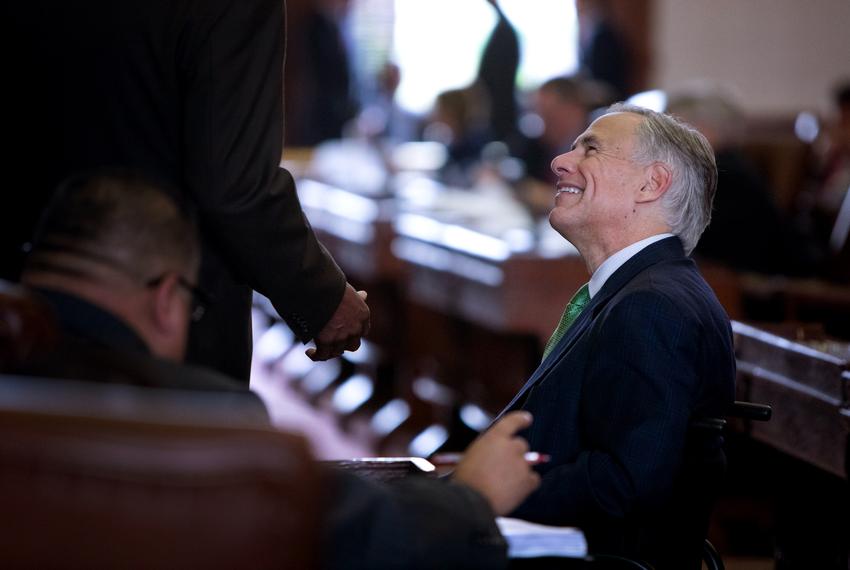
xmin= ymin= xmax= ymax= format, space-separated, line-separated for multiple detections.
xmin=453 ymin=411 xmax=541 ymax=516
xmin=306 ymin=283 xmax=370 ymax=361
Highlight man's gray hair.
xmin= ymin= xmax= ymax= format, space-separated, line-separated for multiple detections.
xmin=607 ymin=102 xmax=717 ymax=255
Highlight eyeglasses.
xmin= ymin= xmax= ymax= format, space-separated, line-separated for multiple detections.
xmin=26 ymin=240 xmax=210 ymax=321
xmin=146 ymin=275 xmax=211 ymax=322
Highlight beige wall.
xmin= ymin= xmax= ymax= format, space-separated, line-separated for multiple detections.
xmin=653 ymin=0 xmax=850 ymax=116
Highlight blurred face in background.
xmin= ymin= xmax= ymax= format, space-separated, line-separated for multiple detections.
xmin=535 ymin=88 xmax=588 ymax=150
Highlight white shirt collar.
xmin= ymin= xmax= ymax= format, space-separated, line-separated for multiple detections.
xmin=587 ymin=233 xmax=674 ymax=298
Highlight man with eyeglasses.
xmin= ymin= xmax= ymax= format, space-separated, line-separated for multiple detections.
xmin=11 ymin=171 xmax=542 ymax=568
xmin=15 ymin=171 xmax=256 ymax=398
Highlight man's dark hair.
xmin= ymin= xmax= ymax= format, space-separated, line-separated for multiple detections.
xmin=539 ymin=76 xmax=587 ymax=103
xmin=835 ymin=81 xmax=850 ymax=108
xmin=26 ymin=171 xmax=200 ymax=283
xmin=539 ymin=75 xmax=613 ymax=110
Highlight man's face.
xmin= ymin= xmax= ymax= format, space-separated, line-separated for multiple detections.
xmin=548 ymin=112 xmax=647 ymax=245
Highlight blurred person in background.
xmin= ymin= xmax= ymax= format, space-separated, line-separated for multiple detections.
xmin=815 ymin=81 xmax=850 ymax=214
xmin=356 ymin=62 xmax=420 ymax=145
xmin=475 ymin=0 xmax=521 ymax=147
xmin=424 ymin=86 xmax=493 ymax=187
xmin=666 ymin=88 xmax=822 ymax=276
xmin=812 ymin=81 xmax=850 ymax=265
xmin=575 ymin=0 xmax=632 ymax=103
xmin=519 ymin=76 xmax=594 ymax=186
xmin=812 ymin=81 xmax=850 ymax=283
xmin=288 ymin=0 xmax=360 ymax=145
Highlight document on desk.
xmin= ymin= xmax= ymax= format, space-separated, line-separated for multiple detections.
xmin=496 ymin=517 xmax=587 ymax=558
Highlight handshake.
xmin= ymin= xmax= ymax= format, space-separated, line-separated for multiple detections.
xmin=310 ymin=284 xmax=541 ymax=516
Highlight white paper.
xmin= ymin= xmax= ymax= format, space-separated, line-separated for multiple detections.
xmin=496 ymin=517 xmax=587 ymax=559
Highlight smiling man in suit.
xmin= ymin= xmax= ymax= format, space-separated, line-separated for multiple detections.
xmin=498 ymin=103 xmax=735 ymax=569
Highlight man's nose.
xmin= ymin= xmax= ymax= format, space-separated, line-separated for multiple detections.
xmin=551 ymin=150 xmax=578 ymax=177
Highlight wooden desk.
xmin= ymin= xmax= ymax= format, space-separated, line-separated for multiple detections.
xmin=386 ymin=212 xmax=590 ymax=430
xmin=732 ymin=321 xmax=849 ymax=479
xmin=393 ymin=212 xmax=587 ymax=343
xmin=297 ymin=179 xmax=399 ymax=282
xmin=711 ymin=324 xmax=848 ymax=564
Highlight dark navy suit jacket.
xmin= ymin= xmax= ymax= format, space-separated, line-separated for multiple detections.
xmin=500 ymin=236 xmax=735 ymax=568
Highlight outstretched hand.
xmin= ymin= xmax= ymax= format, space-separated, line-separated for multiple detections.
xmin=306 ymin=283 xmax=370 ymax=361
xmin=453 ymin=411 xmax=541 ymax=515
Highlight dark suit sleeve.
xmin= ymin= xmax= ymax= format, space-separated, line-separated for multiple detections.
xmin=322 ymin=471 xmax=507 ymax=569
xmin=182 ymin=0 xmax=346 ymax=341
xmin=514 ymin=290 xmax=699 ymax=524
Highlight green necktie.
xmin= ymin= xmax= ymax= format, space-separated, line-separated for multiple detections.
xmin=542 ymin=283 xmax=590 ymax=361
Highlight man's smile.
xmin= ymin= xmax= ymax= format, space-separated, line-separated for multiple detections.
xmin=556 ymin=183 xmax=584 ymax=196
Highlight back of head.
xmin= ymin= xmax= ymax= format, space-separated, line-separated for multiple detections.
xmin=25 ymin=172 xmax=200 ymax=287
xmin=433 ymin=87 xmax=491 ymax=137
xmin=606 ymin=103 xmax=717 ymax=255
xmin=539 ymin=76 xmax=587 ymax=105
xmin=21 ymin=172 xmax=202 ymax=362
xmin=665 ymin=87 xmax=743 ymax=150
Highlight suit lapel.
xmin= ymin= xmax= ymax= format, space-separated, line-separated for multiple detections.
xmin=495 ymin=290 xmax=601 ymax=417
xmin=495 ymin=237 xmax=686 ymax=420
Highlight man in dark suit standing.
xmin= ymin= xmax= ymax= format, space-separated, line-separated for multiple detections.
xmin=498 ymin=103 xmax=735 ymax=568
xmin=576 ymin=0 xmax=632 ymax=102
xmin=476 ymin=0 xmax=520 ymax=144
xmin=2 ymin=0 xmax=369 ymax=381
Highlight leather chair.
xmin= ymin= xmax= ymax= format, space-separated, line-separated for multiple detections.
xmin=0 ymin=280 xmax=58 ymax=372
xmin=698 ymin=400 xmax=773 ymax=570
xmin=505 ymin=400 xmax=773 ymax=570
xmin=1 ymin=279 xmax=324 ymax=567
xmin=0 ymin=387 xmax=323 ymax=569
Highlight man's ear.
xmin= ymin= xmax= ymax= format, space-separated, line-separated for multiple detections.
xmin=636 ymin=162 xmax=672 ymax=203
xmin=149 ymin=273 xmax=184 ymax=335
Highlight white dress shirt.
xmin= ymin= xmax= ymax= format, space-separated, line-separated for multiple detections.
xmin=587 ymin=234 xmax=675 ymax=299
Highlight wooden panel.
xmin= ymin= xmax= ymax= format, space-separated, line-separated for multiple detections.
xmin=393 ymin=235 xmax=587 ymax=342
xmin=733 ymin=321 xmax=849 ymax=479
